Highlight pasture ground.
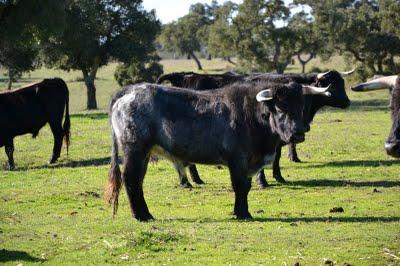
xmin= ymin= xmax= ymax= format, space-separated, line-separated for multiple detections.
xmin=0 ymin=58 xmax=400 ymax=265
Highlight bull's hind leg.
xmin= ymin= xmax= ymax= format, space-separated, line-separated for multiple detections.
xmin=49 ymin=120 xmax=64 ymax=164
xmin=288 ymin=143 xmax=301 ymax=163
xmin=123 ymin=146 xmax=153 ymax=221
xmin=228 ymin=160 xmax=252 ymax=220
xmin=189 ymin=164 xmax=205 ymax=184
xmin=5 ymin=139 xmax=15 ymax=170
xmin=256 ymin=170 xmax=268 ymax=189
xmin=173 ymin=162 xmax=192 ymax=188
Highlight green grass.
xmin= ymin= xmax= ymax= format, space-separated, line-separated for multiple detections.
xmin=1 ymin=59 xmax=400 ymax=265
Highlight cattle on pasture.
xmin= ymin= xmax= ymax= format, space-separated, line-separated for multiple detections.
xmin=351 ymin=75 xmax=400 ymax=157
xmin=0 ymin=78 xmax=70 ymax=170
xmin=157 ymin=70 xmax=352 ymax=188
xmin=248 ymin=70 xmax=352 ymax=187
xmin=106 ymin=81 xmax=330 ymax=221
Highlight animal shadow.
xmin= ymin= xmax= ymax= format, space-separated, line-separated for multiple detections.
xmin=0 ymin=249 xmax=42 ymax=263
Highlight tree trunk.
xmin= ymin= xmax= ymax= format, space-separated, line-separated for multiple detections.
xmin=297 ymin=53 xmax=314 ymax=74
xmin=377 ymin=58 xmax=383 ymax=74
xmin=7 ymin=68 xmax=13 ymax=90
xmin=227 ymin=57 xmax=237 ymax=66
xmin=207 ymin=54 xmax=212 ymax=60
xmin=189 ymin=52 xmax=202 ymax=70
xmin=82 ymin=69 xmax=98 ymax=110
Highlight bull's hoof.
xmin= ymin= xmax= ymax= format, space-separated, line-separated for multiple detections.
xmin=236 ymin=212 xmax=253 ymax=220
xmin=289 ymin=156 xmax=302 ymax=163
xmin=180 ymin=182 xmax=193 ymax=189
xmin=48 ymin=158 xmax=58 ymax=164
xmin=192 ymin=178 xmax=205 ymax=185
xmin=273 ymin=175 xmax=287 ymax=183
xmin=135 ymin=213 xmax=155 ymax=222
xmin=257 ymin=182 xmax=269 ymax=189
xmin=6 ymin=163 xmax=15 ymax=171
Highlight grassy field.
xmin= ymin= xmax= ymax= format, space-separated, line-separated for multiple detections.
xmin=1 ymin=59 xmax=400 ymax=265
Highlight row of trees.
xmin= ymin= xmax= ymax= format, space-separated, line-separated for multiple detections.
xmin=159 ymin=0 xmax=400 ymax=75
xmin=0 ymin=0 xmax=160 ymax=109
xmin=1 ymin=0 xmax=399 ymax=109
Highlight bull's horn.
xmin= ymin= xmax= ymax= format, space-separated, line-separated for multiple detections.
xmin=317 ymin=71 xmax=330 ymax=79
xmin=340 ymin=68 xmax=356 ymax=76
xmin=351 ymin=75 xmax=398 ymax=92
xmin=256 ymin=89 xmax=273 ymax=102
xmin=302 ymin=84 xmax=332 ymax=97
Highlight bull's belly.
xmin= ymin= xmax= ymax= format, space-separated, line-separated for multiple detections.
xmin=247 ymin=153 xmax=276 ymax=177
xmin=150 ymin=145 xmax=226 ymax=166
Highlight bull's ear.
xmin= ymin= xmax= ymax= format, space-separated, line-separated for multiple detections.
xmin=256 ymin=89 xmax=273 ymax=102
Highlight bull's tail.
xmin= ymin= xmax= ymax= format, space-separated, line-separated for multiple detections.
xmin=63 ymin=87 xmax=71 ymax=154
xmin=105 ymin=129 xmax=122 ymax=218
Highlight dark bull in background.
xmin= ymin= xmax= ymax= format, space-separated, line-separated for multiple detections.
xmin=0 ymin=78 xmax=70 ymax=170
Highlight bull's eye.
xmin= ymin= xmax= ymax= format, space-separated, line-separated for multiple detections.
xmin=261 ymin=113 xmax=268 ymax=121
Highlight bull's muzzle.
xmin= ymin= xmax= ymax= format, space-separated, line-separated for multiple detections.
xmin=384 ymin=141 xmax=400 ymax=158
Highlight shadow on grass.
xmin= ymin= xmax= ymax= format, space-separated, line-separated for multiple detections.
xmin=252 ymin=216 xmax=400 ymax=223
xmin=70 ymin=112 xmax=108 ymax=120
xmin=12 ymin=157 xmax=111 ymax=171
xmin=348 ymin=99 xmax=389 ymax=112
xmin=304 ymin=159 xmax=400 ymax=168
xmin=287 ymin=179 xmax=400 ymax=188
xmin=171 ymin=216 xmax=400 ymax=223
xmin=0 ymin=249 xmax=42 ymax=263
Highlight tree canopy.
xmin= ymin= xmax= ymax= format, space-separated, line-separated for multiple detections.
xmin=42 ymin=0 xmax=160 ymax=109
xmin=0 ymin=0 xmax=65 ymax=89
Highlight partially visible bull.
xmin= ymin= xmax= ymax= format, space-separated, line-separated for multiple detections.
xmin=0 ymin=78 xmax=70 ymax=169
xmin=351 ymin=75 xmax=400 ymax=157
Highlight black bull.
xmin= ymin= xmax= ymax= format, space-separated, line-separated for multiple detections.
xmin=351 ymin=75 xmax=400 ymax=158
xmin=0 ymin=78 xmax=70 ymax=169
xmin=157 ymin=71 xmax=351 ymax=188
xmin=106 ymin=81 xmax=308 ymax=221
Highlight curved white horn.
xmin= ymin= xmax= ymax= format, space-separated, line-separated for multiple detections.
xmin=256 ymin=89 xmax=273 ymax=102
xmin=302 ymin=84 xmax=332 ymax=97
xmin=340 ymin=68 xmax=356 ymax=76
xmin=351 ymin=75 xmax=398 ymax=92
xmin=317 ymin=71 xmax=330 ymax=79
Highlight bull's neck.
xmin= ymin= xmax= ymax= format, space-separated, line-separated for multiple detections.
xmin=305 ymin=95 xmax=324 ymax=125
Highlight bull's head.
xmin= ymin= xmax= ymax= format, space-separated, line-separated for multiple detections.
xmin=314 ymin=69 xmax=353 ymax=109
xmin=351 ymin=75 xmax=400 ymax=158
xmin=257 ymin=83 xmax=331 ymax=144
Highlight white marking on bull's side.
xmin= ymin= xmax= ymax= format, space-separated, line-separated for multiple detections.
xmin=111 ymin=87 xmax=142 ymax=142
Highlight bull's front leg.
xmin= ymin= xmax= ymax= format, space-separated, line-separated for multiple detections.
xmin=288 ymin=142 xmax=301 ymax=162
xmin=5 ymin=139 xmax=15 ymax=170
xmin=273 ymin=144 xmax=286 ymax=183
xmin=228 ymin=159 xmax=252 ymax=220
xmin=188 ymin=164 xmax=205 ymax=184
